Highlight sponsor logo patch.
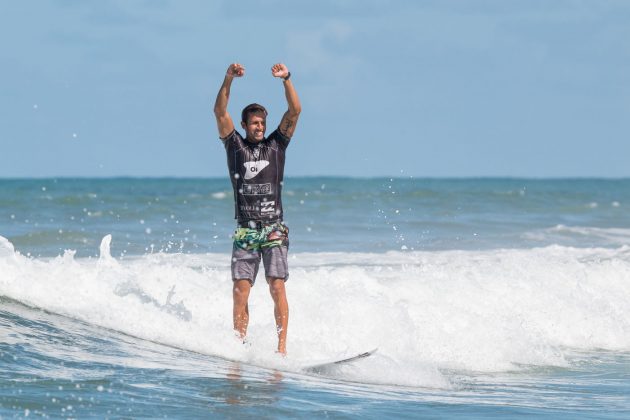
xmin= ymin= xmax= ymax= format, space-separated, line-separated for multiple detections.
xmin=243 ymin=160 xmax=270 ymax=180
xmin=242 ymin=183 xmax=272 ymax=195
xmin=260 ymin=201 xmax=276 ymax=213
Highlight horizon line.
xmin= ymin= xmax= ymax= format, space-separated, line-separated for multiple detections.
xmin=1 ymin=175 xmax=629 ymax=181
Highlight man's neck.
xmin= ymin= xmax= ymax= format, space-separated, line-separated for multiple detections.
xmin=245 ymin=137 xmax=264 ymax=145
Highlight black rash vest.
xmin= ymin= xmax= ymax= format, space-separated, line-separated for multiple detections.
xmin=221 ymin=128 xmax=290 ymax=224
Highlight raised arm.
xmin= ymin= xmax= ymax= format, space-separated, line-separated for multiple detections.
xmin=272 ymin=63 xmax=301 ymax=139
xmin=214 ymin=63 xmax=244 ymax=138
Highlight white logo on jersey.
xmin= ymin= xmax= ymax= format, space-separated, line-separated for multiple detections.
xmin=260 ymin=201 xmax=276 ymax=212
xmin=243 ymin=160 xmax=270 ymax=180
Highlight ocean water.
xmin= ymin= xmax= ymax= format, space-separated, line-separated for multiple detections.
xmin=1 ymin=177 xmax=630 ymax=418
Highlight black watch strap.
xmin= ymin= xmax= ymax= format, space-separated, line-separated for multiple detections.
xmin=283 ymin=72 xmax=291 ymax=81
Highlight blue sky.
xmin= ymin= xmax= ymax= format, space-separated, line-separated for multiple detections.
xmin=1 ymin=0 xmax=629 ymax=178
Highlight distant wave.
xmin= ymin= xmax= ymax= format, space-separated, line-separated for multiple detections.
xmin=524 ymin=225 xmax=630 ymax=246
xmin=211 ymin=191 xmax=228 ymax=200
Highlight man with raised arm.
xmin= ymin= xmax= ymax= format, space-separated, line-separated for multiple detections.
xmin=213 ymin=63 xmax=301 ymax=355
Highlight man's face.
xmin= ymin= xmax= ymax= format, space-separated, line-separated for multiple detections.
xmin=241 ymin=112 xmax=266 ymax=143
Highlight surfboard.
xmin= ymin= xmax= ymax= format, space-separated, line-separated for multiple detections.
xmin=302 ymin=348 xmax=378 ymax=373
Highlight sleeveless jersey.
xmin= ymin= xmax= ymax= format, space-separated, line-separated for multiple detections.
xmin=221 ymin=129 xmax=290 ymax=223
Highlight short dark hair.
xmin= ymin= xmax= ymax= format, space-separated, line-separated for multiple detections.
xmin=241 ymin=103 xmax=268 ymax=124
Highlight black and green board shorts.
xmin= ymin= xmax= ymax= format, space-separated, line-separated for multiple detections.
xmin=231 ymin=221 xmax=289 ymax=285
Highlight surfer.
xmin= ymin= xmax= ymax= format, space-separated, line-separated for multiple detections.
xmin=213 ymin=63 xmax=301 ymax=355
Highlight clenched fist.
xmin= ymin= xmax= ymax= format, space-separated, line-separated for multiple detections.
xmin=227 ymin=63 xmax=245 ymax=77
xmin=271 ymin=63 xmax=289 ymax=79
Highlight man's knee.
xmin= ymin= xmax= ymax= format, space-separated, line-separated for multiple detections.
xmin=267 ymin=278 xmax=286 ymax=296
xmin=233 ymin=279 xmax=251 ymax=304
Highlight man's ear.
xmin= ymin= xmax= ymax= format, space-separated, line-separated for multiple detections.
xmin=240 ymin=121 xmax=246 ymax=130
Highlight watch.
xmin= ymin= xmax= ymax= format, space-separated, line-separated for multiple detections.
xmin=283 ymin=72 xmax=291 ymax=81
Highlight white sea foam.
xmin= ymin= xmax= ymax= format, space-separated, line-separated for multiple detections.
xmin=1 ymin=235 xmax=630 ymax=388
xmin=0 ymin=236 xmax=15 ymax=258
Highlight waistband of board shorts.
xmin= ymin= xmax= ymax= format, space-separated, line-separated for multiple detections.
xmin=237 ymin=220 xmax=283 ymax=230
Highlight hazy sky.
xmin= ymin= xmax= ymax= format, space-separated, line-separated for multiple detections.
xmin=1 ymin=0 xmax=629 ymax=178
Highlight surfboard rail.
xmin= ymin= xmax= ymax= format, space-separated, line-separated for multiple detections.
xmin=302 ymin=348 xmax=378 ymax=372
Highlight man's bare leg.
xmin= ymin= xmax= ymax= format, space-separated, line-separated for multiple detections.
xmin=233 ymin=279 xmax=252 ymax=340
xmin=268 ymin=278 xmax=289 ymax=355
